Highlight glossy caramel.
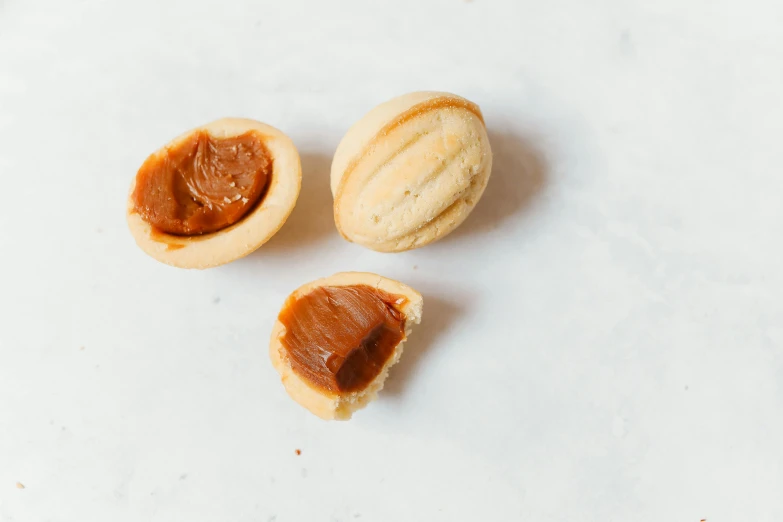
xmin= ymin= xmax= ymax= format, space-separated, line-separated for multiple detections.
xmin=132 ymin=130 xmax=272 ymax=235
xmin=278 ymin=285 xmax=407 ymax=393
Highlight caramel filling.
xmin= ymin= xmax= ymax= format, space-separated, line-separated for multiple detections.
xmin=132 ymin=130 xmax=272 ymax=236
xmin=279 ymin=285 xmax=407 ymax=393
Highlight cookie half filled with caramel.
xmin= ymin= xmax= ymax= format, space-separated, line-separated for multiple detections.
xmin=127 ymin=118 xmax=301 ymax=268
xmin=270 ymin=272 xmax=423 ymax=420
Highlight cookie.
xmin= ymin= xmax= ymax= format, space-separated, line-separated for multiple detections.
xmin=332 ymin=92 xmax=492 ymax=252
xmin=127 ymin=118 xmax=301 ymax=268
xmin=270 ymin=272 xmax=423 ymax=420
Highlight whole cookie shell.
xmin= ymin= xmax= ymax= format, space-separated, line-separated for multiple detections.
xmin=127 ymin=118 xmax=301 ymax=269
xmin=269 ymin=272 xmax=424 ymax=420
xmin=331 ymin=92 xmax=492 ymax=252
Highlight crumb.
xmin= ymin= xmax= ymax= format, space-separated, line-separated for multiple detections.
xmin=413 ymin=265 xmax=418 ymax=270
xmin=213 ymin=297 xmax=221 ymax=304
xmin=15 ymin=482 xmax=25 ymax=489
xmin=295 ymin=449 xmax=301 ymax=456
xmin=96 ymin=227 xmax=103 ymax=233
xmin=685 ymin=385 xmax=689 ymax=390
xmin=79 ymin=346 xmax=85 ymax=351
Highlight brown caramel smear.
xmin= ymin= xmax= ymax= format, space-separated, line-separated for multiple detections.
xmin=279 ymin=285 xmax=407 ymax=393
xmin=132 ymin=130 xmax=272 ymax=236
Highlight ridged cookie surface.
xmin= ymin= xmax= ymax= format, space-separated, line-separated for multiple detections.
xmin=331 ymin=92 xmax=493 ymax=252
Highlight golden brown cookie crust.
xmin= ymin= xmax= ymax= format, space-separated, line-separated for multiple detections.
xmin=269 ymin=272 xmax=424 ymax=420
xmin=127 ymin=118 xmax=301 ymax=269
xmin=331 ymin=92 xmax=493 ymax=252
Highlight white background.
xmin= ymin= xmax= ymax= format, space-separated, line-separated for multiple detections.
xmin=1 ymin=0 xmax=782 ymax=520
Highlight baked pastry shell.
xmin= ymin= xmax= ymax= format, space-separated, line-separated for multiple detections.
xmin=127 ymin=118 xmax=302 ymax=269
xmin=331 ymin=91 xmax=492 ymax=252
xmin=269 ymin=272 xmax=424 ymax=420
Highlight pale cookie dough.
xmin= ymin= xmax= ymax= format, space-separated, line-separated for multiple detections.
xmin=270 ymin=272 xmax=424 ymax=420
xmin=331 ymin=91 xmax=493 ymax=252
xmin=127 ymin=118 xmax=301 ymax=269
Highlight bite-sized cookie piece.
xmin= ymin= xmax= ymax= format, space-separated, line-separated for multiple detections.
xmin=127 ymin=118 xmax=301 ymax=268
xmin=331 ymin=91 xmax=493 ymax=252
xmin=270 ymin=272 xmax=423 ymax=420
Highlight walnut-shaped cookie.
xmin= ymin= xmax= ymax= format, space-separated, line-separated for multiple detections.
xmin=127 ymin=118 xmax=301 ymax=268
xmin=270 ymin=272 xmax=423 ymax=420
xmin=331 ymin=92 xmax=492 ymax=252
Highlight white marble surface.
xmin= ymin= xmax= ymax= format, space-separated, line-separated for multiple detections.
xmin=1 ymin=0 xmax=782 ymax=520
